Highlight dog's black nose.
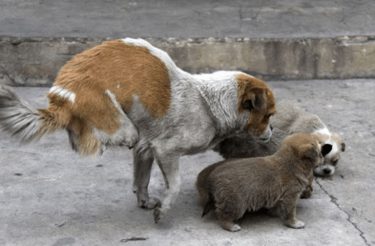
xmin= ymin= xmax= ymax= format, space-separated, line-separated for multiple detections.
xmin=323 ymin=168 xmax=332 ymax=175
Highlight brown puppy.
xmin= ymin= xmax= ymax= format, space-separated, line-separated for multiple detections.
xmin=197 ymin=133 xmax=327 ymax=232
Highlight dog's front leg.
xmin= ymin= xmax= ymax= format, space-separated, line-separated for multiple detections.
xmin=133 ymin=146 xmax=160 ymax=209
xmin=153 ymin=155 xmax=180 ymax=223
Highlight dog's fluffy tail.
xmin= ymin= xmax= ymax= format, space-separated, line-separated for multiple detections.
xmin=0 ymin=86 xmax=70 ymax=142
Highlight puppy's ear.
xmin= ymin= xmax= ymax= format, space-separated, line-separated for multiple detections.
xmin=321 ymin=144 xmax=333 ymax=157
xmin=299 ymin=144 xmax=319 ymax=160
xmin=341 ymin=142 xmax=346 ymax=152
xmin=241 ymin=87 xmax=265 ymax=111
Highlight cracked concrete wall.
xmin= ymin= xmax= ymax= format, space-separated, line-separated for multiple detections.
xmin=1 ymin=36 xmax=375 ymax=86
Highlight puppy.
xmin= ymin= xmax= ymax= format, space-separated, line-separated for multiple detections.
xmin=0 ymin=38 xmax=276 ymax=222
xmin=215 ymin=100 xmax=345 ymax=177
xmin=197 ymin=133 xmax=330 ymax=232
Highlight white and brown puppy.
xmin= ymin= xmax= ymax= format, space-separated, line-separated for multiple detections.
xmin=197 ymin=133 xmax=326 ymax=232
xmin=0 ymin=38 xmax=276 ymax=222
xmin=215 ymin=100 xmax=345 ymax=177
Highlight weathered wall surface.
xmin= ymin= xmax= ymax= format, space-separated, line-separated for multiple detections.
xmin=1 ymin=36 xmax=375 ymax=86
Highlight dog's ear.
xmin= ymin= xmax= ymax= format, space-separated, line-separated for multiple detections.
xmin=341 ymin=142 xmax=346 ymax=152
xmin=242 ymin=99 xmax=254 ymax=111
xmin=321 ymin=144 xmax=333 ymax=157
xmin=299 ymin=143 xmax=319 ymax=160
xmin=241 ymin=87 xmax=265 ymax=111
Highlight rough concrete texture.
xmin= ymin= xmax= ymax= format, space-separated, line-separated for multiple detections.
xmin=1 ymin=0 xmax=375 ymax=38
xmin=2 ymin=36 xmax=375 ymax=86
xmin=0 ymin=80 xmax=374 ymax=245
xmin=2 ymin=0 xmax=375 ymax=85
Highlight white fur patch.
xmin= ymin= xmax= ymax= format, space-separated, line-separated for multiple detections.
xmin=121 ymin=38 xmax=183 ymax=78
xmin=49 ymin=86 xmax=76 ymax=103
xmin=314 ymin=127 xmax=339 ymax=158
xmin=314 ymin=127 xmax=330 ymax=136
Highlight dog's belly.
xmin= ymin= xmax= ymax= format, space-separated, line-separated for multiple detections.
xmin=126 ymin=87 xmax=219 ymax=155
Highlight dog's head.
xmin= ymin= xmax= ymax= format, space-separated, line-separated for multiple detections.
xmin=313 ymin=132 xmax=345 ymax=177
xmin=236 ymin=73 xmax=276 ymax=143
xmin=283 ymin=133 xmax=325 ymax=168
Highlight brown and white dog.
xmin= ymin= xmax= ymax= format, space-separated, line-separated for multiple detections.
xmin=215 ymin=100 xmax=345 ymax=178
xmin=0 ymin=38 xmax=276 ymax=222
xmin=197 ymin=133 xmax=326 ymax=231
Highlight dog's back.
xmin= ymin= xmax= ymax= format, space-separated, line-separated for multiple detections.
xmin=197 ymin=157 xmax=282 ymax=218
xmin=271 ymin=100 xmax=326 ymax=134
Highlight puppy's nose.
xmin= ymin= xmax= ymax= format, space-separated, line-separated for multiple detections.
xmin=323 ymin=168 xmax=332 ymax=175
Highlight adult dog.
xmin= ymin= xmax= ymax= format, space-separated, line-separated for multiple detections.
xmin=0 ymin=38 xmax=276 ymax=222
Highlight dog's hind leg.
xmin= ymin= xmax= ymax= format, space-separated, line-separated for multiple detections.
xmin=94 ymin=90 xmax=139 ymax=148
xmin=153 ymin=154 xmax=180 ymax=223
xmin=133 ymin=145 xmax=160 ymax=209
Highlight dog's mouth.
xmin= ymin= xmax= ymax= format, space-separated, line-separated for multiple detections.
xmin=256 ymin=136 xmax=271 ymax=143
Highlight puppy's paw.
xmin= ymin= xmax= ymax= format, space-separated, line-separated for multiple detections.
xmin=300 ymin=185 xmax=313 ymax=199
xmin=285 ymin=220 xmax=305 ymax=229
xmin=220 ymin=220 xmax=241 ymax=232
xmin=300 ymin=190 xmax=312 ymax=199
xmin=228 ymin=224 xmax=241 ymax=232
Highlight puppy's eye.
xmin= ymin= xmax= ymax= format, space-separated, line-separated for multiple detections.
xmin=332 ymin=159 xmax=339 ymax=166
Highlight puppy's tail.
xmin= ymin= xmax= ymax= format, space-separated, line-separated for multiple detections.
xmin=196 ymin=162 xmax=224 ymax=217
xmin=0 ymin=86 xmax=70 ymax=143
xmin=201 ymin=194 xmax=215 ymax=217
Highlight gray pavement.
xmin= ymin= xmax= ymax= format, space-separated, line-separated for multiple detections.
xmin=1 ymin=0 xmax=375 ymax=38
xmin=0 ymin=80 xmax=374 ymax=246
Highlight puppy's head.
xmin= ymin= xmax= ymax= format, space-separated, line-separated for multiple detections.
xmin=236 ymin=73 xmax=276 ymax=143
xmin=283 ymin=133 xmax=325 ymax=168
xmin=313 ymin=132 xmax=345 ymax=177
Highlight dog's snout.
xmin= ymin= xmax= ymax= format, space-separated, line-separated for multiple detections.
xmin=255 ymin=125 xmax=272 ymax=143
xmin=323 ymin=168 xmax=332 ymax=175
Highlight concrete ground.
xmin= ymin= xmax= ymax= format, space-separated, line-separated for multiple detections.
xmin=0 ymin=80 xmax=374 ymax=246
xmin=1 ymin=0 xmax=375 ymax=38
xmin=1 ymin=0 xmax=375 ymax=245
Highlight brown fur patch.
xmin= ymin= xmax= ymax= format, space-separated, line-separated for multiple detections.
xmin=46 ymin=39 xmax=171 ymax=154
xmin=236 ymin=73 xmax=276 ymax=136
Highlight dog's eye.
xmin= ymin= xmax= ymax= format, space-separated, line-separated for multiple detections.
xmin=332 ymin=159 xmax=339 ymax=166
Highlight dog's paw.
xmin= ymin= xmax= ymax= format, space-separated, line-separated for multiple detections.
xmin=138 ymin=197 xmax=161 ymax=210
xmin=285 ymin=220 xmax=305 ymax=229
xmin=153 ymin=202 xmax=169 ymax=223
xmin=153 ymin=206 xmax=162 ymax=224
